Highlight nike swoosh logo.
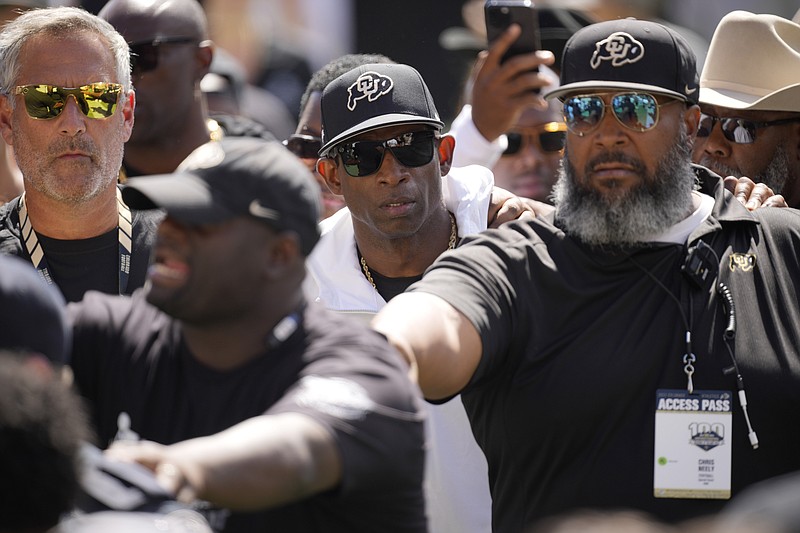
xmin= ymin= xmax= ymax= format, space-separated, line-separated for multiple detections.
xmin=249 ymin=199 xmax=279 ymax=220
xmin=685 ymin=85 xmax=697 ymax=95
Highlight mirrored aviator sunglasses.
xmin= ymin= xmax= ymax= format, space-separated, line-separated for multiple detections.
xmin=129 ymin=36 xmax=197 ymax=74
xmin=562 ymin=92 xmax=675 ymax=136
xmin=14 ymin=82 xmax=122 ymax=120
xmin=336 ymin=130 xmax=437 ymax=177
xmin=503 ymin=122 xmax=566 ymax=156
xmin=697 ymin=113 xmax=800 ymax=144
xmin=283 ymin=134 xmax=322 ymax=159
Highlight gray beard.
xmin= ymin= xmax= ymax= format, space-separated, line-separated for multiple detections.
xmin=552 ymin=126 xmax=698 ymax=247
xmin=696 ymin=141 xmax=789 ymax=194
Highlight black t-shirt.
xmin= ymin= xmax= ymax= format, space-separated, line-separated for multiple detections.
xmin=68 ymin=291 xmax=427 ymax=533
xmin=0 ymin=196 xmax=160 ymax=302
xmin=409 ymin=171 xmax=800 ymax=531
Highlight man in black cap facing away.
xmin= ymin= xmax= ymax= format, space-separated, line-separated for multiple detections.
xmin=373 ymin=17 xmax=800 ymax=531
xmin=68 ymin=136 xmax=427 ymax=533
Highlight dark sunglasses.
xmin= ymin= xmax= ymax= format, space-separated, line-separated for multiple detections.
xmin=563 ymin=92 xmax=679 ymax=136
xmin=503 ymin=122 xmax=566 ymax=156
xmin=14 ymin=82 xmax=122 ymax=120
xmin=129 ymin=36 xmax=197 ymax=74
xmin=283 ymin=134 xmax=322 ymax=159
xmin=697 ymin=113 xmax=800 ymax=144
xmin=334 ymin=130 xmax=438 ymax=177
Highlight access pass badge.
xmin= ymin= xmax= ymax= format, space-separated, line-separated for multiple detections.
xmin=654 ymin=389 xmax=732 ymax=499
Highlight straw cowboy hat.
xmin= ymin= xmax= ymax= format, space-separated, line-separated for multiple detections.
xmin=700 ymin=10 xmax=800 ymax=111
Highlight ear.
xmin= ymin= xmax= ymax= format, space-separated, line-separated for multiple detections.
xmin=791 ymin=122 xmax=800 ymax=163
xmin=316 ymin=157 xmax=343 ymax=195
xmin=120 ymin=90 xmax=135 ymax=142
xmin=0 ymin=95 xmax=15 ymax=146
xmin=683 ymin=104 xmax=701 ymax=139
xmin=265 ymin=232 xmax=303 ymax=278
xmin=195 ymin=41 xmax=214 ymax=81
xmin=438 ymin=134 xmax=455 ymax=176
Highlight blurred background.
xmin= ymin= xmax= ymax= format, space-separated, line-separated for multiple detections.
xmin=50 ymin=0 xmax=800 ymax=125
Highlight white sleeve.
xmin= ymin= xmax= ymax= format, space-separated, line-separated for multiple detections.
xmin=441 ymin=165 xmax=493 ymax=236
xmin=448 ymin=105 xmax=507 ymax=170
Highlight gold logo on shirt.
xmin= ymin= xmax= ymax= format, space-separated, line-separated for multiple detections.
xmin=729 ymin=253 xmax=756 ymax=272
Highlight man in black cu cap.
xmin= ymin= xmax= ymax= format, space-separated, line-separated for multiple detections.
xmin=373 ymin=18 xmax=800 ymax=530
xmin=67 ymin=136 xmax=427 ymax=533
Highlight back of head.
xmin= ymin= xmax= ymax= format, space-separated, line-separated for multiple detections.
xmin=0 ymin=255 xmax=70 ymax=364
xmin=545 ymin=17 xmax=699 ymax=104
xmin=0 ymin=6 xmax=132 ymax=94
xmin=319 ymin=63 xmax=444 ymax=156
xmin=98 ymin=0 xmax=208 ymax=42
xmin=700 ymin=11 xmax=800 ymax=112
xmin=122 ymin=137 xmax=321 ymax=255
xmin=0 ymin=352 xmax=91 ymax=532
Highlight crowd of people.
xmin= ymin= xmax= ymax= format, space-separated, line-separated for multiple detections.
xmin=0 ymin=1 xmax=799 ymax=532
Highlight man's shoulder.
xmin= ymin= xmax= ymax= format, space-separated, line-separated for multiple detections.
xmin=303 ymin=302 xmax=380 ymax=342
xmin=302 ymin=303 xmax=403 ymax=361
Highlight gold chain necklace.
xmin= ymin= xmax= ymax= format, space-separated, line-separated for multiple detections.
xmin=359 ymin=212 xmax=457 ymax=291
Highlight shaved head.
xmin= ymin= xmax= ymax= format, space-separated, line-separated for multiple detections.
xmin=99 ymin=0 xmax=208 ymax=43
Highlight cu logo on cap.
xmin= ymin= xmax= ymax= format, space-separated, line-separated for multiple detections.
xmin=347 ymin=71 xmax=393 ymax=111
xmin=590 ymin=31 xmax=645 ymax=69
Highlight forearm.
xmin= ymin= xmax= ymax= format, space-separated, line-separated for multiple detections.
xmin=152 ymin=413 xmax=342 ymax=511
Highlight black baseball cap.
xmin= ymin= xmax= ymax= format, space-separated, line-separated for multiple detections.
xmin=0 ymin=254 xmax=70 ymax=364
xmin=545 ymin=18 xmax=699 ymax=104
xmin=122 ymin=137 xmax=321 ymax=256
xmin=319 ymin=63 xmax=444 ymax=156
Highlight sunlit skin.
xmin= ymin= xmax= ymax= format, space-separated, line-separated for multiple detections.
xmin=317 ymin=124 xmax=456 ymax=277
xmin=565 ymin=92 xmax=699 ymax=201
xmin=692 ymin=104 xmax=800 ymax=207
xmin=0 ymin=31 xmax=134 ymax=238
xmin=294 ymin=91 xmax=345 ymax=219
xmin=492 ymin=104 xmax=564 ymax=203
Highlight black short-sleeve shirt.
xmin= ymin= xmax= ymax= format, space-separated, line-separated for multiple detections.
xmin=69 ymin=291 xmax=427 ymax=533
xmin=409 ymin=172 xmax=800 ymax=531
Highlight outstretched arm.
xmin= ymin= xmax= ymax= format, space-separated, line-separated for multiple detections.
xmin=107 ymin=412 xmax=341 ymax=511
xmin=372 ymin=292 xmax=482 ymax=401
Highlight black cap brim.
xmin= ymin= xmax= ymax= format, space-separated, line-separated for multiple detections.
xmin=122 ymin=173 xmax=239 ymax=225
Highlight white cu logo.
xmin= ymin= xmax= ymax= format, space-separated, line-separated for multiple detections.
xmin=590 ymin=31 xmax=645 ymax=69
xmin=346 ymin=71 xmax=394 ymax=111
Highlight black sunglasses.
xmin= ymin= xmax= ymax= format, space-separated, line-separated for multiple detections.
xmin=697 ymin=113 xmax=800 ymax=144
xmin=129 ymin=36 xmax=198 ymax=74
xmin=334 ymin=130 xmax=438 ymax=177
xmin=283 ymin=134 xmax=321 ymax=159
xmin=503 ymin=122 xmax=566 ymax=156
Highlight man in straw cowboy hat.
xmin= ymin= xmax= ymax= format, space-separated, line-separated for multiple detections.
xmin=693 ymin=11 xmax=800 ymax=208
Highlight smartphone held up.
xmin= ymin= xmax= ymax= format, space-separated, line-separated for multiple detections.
xmin=484 ymin=0 xmax=541 ymax=64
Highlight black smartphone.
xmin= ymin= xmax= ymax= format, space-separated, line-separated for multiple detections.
xmin=484 ymin=0 xmax=541 ymax=64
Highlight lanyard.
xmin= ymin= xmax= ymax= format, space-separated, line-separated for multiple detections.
xmin=18 ymin=189 xmax=133 ymax=294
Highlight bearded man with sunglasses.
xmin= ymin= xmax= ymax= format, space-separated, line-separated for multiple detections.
xmin=693 ymin=11 xmax=800 ymax=209
xmin=0 ymin=7 xmax=159 ymax=303
xmin=373 ymin=18 xmax=800 ymax=531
